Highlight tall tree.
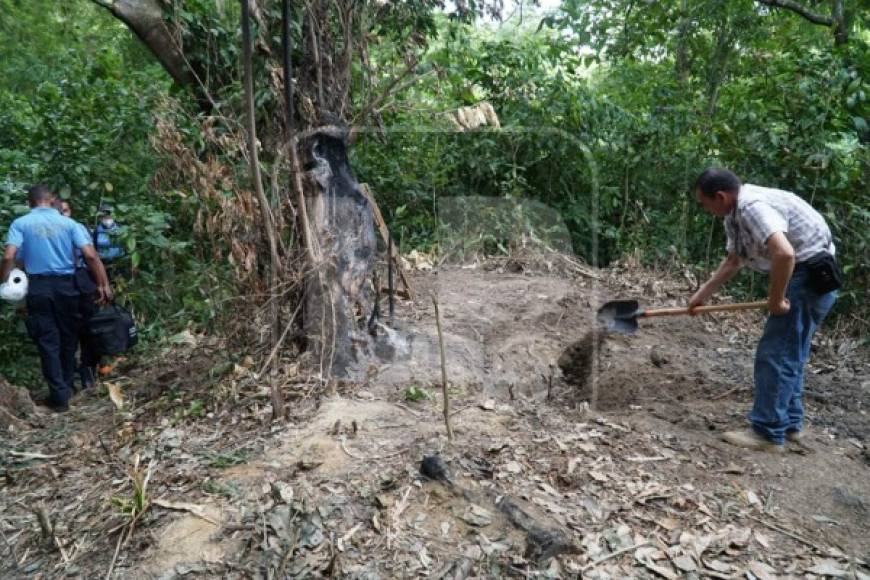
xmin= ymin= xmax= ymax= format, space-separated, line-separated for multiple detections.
xmin=87 ymin=0 xmax=494 ymax=379
xmin=755 ymin=0 xmax=857 ymax=44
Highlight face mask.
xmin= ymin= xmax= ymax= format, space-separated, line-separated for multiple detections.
xmin=101 ymin=217 xmax=115 ymax=227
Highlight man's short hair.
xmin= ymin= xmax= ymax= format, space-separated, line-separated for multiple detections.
xmin=694 ymin=168 xmax=741 ymax=198
xmin=27 ymin=184 xmax=56 ymax=206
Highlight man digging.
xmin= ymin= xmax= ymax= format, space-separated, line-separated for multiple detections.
xmin=689 ymin=168 xmax=841 ymax=453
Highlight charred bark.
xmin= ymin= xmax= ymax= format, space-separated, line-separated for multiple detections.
xmin=302 ymin=123 xmax=377 ymax=379
xmin=97 ymin=0 xmax=382 ymax=378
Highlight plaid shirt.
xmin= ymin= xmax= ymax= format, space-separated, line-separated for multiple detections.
xmin=725 ymin=184 xmax=834 ymax=273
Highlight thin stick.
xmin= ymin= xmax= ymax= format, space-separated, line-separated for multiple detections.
xmin=241 ymin=0 xmax=281 ymax=274
xmin=281 ymin=0 xmax=295 ymax=131
xmin=242 ymin=0 xmax=283 ymax=420
xmin=307 ymin=3 xmax=324 ymax=107
xmin=339 ymin=436 xmax=407 ymax=461
xmin=8 ymin=451 xmax=57 ymax=460
xmin=432 ymin=296 xmax=454 ymax=441
xmin=289 ymin=140 xmax=316 ymax=265
xmin=388 ymin=236 xmax=395 ymax=324
xmin=105 ymin=531 xmax=123 ymax=580
xmin=256 ymin=300 xmax=304 ymax=379
xmin=711 ymin=384 xmax=744 ymax=400
xmin=580 ymin=541 xmax=648 ymax=573
xmin=359 ymin=184 xmax=413 ymax=298
xmin=745 ymin=515 xmax=833 ymax=555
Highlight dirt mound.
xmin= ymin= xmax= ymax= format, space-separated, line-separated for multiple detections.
xmin=0 ymin=377 xmax=37 ymax=431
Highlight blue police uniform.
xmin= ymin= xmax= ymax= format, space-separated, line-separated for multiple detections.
xmin=93 ymin=219 xmax=125 ymax=281
xmin=5 ymin=207 xmax=93 ymax=408
xmin=94 ymin=220 xmax=123 ymax=262
xmin=72 ymin=221 xmax=101 ymax=388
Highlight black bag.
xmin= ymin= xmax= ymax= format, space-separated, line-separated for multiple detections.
xmin=805 ymin=253 xmax=843 ymax=295
xmin=70 ymin=242 xmax=96 ymax=294
xmin=84 ymin=304 xmax=138 ymax=356
xmin=74 ymin=267 xmax=97 ymax=294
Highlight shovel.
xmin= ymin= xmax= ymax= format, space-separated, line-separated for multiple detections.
xmin=597 ymin=299 xmax=767 ymax=335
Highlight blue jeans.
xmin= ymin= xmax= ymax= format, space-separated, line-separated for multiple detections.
xmin=25 ymin=277 xmax=82 ymax=407
xmin=750 ymin=267 xmax=837 ymax=444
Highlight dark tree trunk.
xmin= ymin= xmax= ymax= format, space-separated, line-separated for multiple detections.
xmin=96 ymin=0 xmax=381 ymax=379
xmin=674 ymin=0 xmax=692 ymax=83
xmin=301 ymin=125 xmax=377 ymax=378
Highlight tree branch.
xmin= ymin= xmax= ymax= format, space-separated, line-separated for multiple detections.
xmin=305 ymin=1 xmax=325 ymax=109
xmin=832 ymin=0 xmax=847 ymax=45
xmin=349 ymin=55 xmax=420 ymax=139
xmin=282 ymin=0 xmax=295 ymax=134
xmin=88 ymin=0 xmax=114 ymax=10
xmin=755 ymin=0 xmax=833 ymax=26
xmin=241 ymin=0 xmax=284 ymax=421
xmin=90 ymin=0 xmax=193 ymax=87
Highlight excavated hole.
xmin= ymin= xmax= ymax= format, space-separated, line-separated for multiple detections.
xmin=558 ymin=330 xmax=648 ymax=411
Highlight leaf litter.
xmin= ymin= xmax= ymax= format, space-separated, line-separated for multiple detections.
xmin=0 ymin=258 xmax=867 ymax=578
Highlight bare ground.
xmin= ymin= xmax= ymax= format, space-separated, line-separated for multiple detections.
xmin=1 ymin=258 xmax=868 ymax=579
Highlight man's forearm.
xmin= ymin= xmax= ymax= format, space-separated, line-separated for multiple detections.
xmin=767 ymin=253 xmax=795 ymax=303
xmin=0 ymin=246 xmax=17 ymax=282
xmin=696 ymin=255 xmax=742 ymax=302
xmin=0 ymin=258 xmax=12 ymax=283
xmin=85 ymin=255 xmax=110 ymax=288
xmin=763 ymin=232 xmax=795 ymax=312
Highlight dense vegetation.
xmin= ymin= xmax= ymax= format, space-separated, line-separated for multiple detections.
xmin=0 ymin=1 xmax=233 ymax=384
xmin=1 ymin=0 xmax=867 ymax=385
xmin=355 ymin=3 xmax=869 ymax=299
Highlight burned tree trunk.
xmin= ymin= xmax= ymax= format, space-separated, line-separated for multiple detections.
xmin=301 ymin=124 xmax=377 ymax=378
xmin=95 ymin=0 xmax=396 ymax=378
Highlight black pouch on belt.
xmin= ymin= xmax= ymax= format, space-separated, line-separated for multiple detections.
xmin=805 ymin=252 xmax=843 ymax=294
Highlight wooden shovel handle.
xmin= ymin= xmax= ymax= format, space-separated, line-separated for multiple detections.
xmin=643 ymin=300 xmax=767 ymax=318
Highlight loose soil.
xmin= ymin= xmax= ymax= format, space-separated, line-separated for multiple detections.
xmin=1 ymin=258 xmax=867 ymax=579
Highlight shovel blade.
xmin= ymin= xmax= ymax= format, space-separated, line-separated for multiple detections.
xmin=596 ymin=299 xmax=641 ymax=335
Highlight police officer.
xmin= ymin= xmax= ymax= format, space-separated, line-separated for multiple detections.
xmin=54 ymin=199 xmax=102 ymax=390
xmin=1 ymin=185 xmax=112 ymax=412
xmin=94 ymin=204 xmax=124 ymax=280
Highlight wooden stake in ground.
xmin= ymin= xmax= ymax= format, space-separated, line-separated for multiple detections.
xmin=432 ymin=296 xmax=454 ymax=441
xmin=360 ymin=184 xmax=414 ymax=299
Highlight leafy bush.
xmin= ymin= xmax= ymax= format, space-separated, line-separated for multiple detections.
xmin=353 ymin=10 xmax=868 ymax=324
xmin=0 ymin=2 xmax=237 ymax=387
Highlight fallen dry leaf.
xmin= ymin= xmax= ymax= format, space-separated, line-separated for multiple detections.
xmin=105 ymin=382 xmax=123 ymax=410
xmin=705 ymin=559 xmax=732 ymax=573
xmin=806 ymin=560 xmax=849 ymax=577
xmin=672 ymin=555 xmax=697 ymax=572
xmin=748 ymin=560 xmax=778 ymax=580
xmin=152 ymin=498 xmax=219 ymax=525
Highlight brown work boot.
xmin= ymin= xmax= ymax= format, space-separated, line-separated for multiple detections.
xmin=722 ymin=429 xmax=783 ymax=453
xmin=786 ymin=429 xmax=805 ymax=442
